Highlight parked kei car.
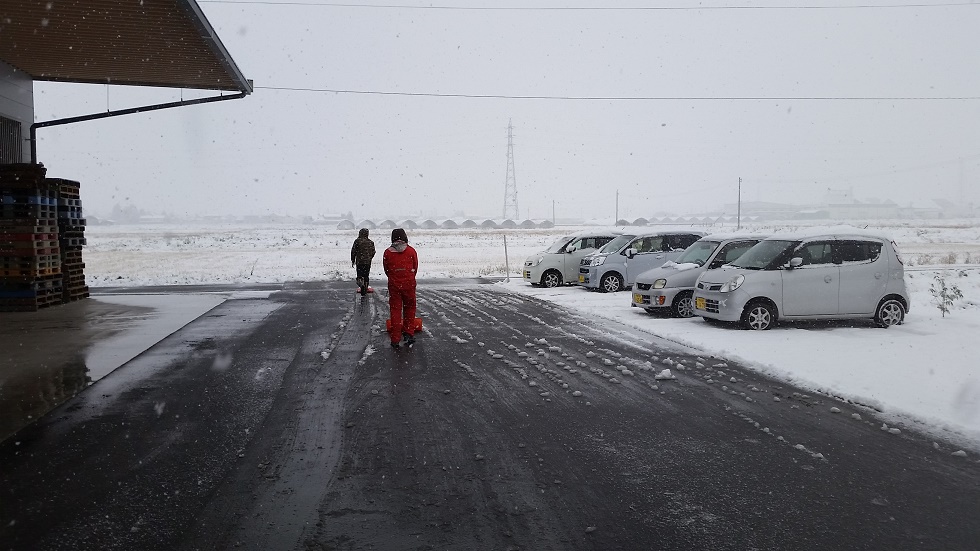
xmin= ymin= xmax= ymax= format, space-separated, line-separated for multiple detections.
xmin=692 ymin=229 xmax=909 ymax=330
xmin=523 ymin=230 xmax=620 ymax=287
xmin=578 ymin=229 xmax=706 ymax=292
xmin=631 ymin=233 xmax=766 ymax=317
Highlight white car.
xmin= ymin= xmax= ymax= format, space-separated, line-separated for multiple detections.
xmin=632 ymin=233 xmax=766 ymax=317
xmin=523 ymin=230 xmax=620 ymax=288
xmin=693 ymin=229 xmax=910 ymax=330
xmin=578 ymin=229 xmax=706 ymax=292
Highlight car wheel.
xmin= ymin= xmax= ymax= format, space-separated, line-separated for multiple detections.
xmin=671 ymin=291 xmax=695 ymax=318
xmin=541 ymin=270 xmax=563 ymax=288
xmin=741 ymin=302 xmax=775 ymax=330
xmin=874 ymin=299 xmax=905 ymax=328
xmin=600 ymin=273 xmax=623 ymax=293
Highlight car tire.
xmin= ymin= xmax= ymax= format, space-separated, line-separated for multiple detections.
xmin=541 ymin=270 xmax=563 ymax=288
xmin=874 ymin=298 xmax=905 ymax=328
xmin=671 ymin=291 xmax=695 ymax=318
xmin=741 ymin=301 xmax=775 ymax=330
xmin=599 ymin=273 xmax=623 ymax=293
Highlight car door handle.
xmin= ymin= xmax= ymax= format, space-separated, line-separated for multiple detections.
xmin=824 ymin=275 xmax=833 ymax=283
xmin=874 ymin=272 xmax=883 ymax=279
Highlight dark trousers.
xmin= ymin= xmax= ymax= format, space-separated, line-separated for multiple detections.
xmin=355 ymin=264 xmax=371 ymax=294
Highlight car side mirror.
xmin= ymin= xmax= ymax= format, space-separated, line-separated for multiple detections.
xmin=625 ymin=248 xmax=637 ymax=259
xmin=788 ymin=257 xmax=803 ymax=269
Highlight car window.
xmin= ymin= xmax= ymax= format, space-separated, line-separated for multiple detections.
xmin=631 ymin=236 xmax=664 ymax=254
xmin=795 ymin=241 xmax=834 ymax=266
xmin=599 ymin=234 xmax=635 ymax=254
xmin=545 ymin=235 xmax=574 ymax=253
xmin=719 ymin=240 xmax=760 ymax=263
xmin=731 ymin=240 xmax=800 ymax=270
xmin=564 ymin=238 xmax=584 ymax=253
xmin=836 ymin=240 xmax=882 ymax=264
xmin=675 ymin=240 xmax=720 ymax=265
xmin=668 ymin=234 xmax=701 ymax=250
xmin=580 ymin=237 xmax=604 ymax=250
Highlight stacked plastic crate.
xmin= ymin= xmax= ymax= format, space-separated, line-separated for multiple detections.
xmin=0 ymin=164 xmax=63 ymax=312
xmin=52 ymin=178 xmax=89 ymax=302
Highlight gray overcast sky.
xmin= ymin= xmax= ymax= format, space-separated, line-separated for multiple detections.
xmin=32 ymin=0 xmax=980 ymax=220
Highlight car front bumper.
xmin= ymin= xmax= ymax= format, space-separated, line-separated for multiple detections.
xmin=632 ymin=286 xmax=682 ymax=310
xmin=523 ymin=264 xmax=545 ymax=284
xmin=578 ymin=267 xmax=599 ymax=289
xmin=692 ymin=289 xmax=748 ymax=322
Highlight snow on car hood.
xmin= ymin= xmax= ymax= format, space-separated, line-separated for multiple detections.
xmin=661 ymin=261 xmax=700 ymax=272
xmin=697 ymin=264 xmax=748 ymax=285
xmin=635 ymin=262 xmax=705 ymax=285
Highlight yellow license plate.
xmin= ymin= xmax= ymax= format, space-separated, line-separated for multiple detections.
xmin=695 ymin=297 xmax=706 ymax=310
xmin=633 ymin=293 xmax=642 ymax=303
xmin=578 ymin=275 xmax=585 ymax=283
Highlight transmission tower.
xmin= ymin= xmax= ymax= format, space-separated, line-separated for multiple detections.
xmin=502 ymin=120 xmax=519 ymax=220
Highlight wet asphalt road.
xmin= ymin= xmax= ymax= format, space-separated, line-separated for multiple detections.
xmin=1 ymin=280 xmax=979 ymax=551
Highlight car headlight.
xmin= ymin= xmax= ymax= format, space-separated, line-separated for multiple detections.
xmin=589 ymin=256 xmax=606 ymax=267
xmin=653 ymin=279 xmax=667 ymax=289
xmin=720 ymin=274 xmax=744 ymax=293
xmin=526 ymin=256 xmax=542 ymax=267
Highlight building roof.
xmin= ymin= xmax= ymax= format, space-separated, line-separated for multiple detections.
xmin=0 ymin=0 xmax=251 ymax=93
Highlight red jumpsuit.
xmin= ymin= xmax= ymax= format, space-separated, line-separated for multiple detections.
xmin=382 ymin=242 xmax=419 ymax=344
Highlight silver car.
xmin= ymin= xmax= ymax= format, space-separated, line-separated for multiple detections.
xmin=578 ymin=229 xmax=706 ymax=292
xmin=632 ymin=233 xmax=766 ymax=317
xmin=692 ymin=230 xmax=910 ymax=330
xmin=523 ymin=230 xmax=620 ymax=287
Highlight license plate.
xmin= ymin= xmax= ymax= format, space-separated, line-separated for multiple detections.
xmin=633 ymin=293 xmax=643 ymax=304
xmin=695 ymin=297 xmax=706 ymax=310
xmin=578 ymin=275 xmax=585 ymax=283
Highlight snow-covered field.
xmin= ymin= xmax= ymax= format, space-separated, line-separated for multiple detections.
xmin=83 ymin=221 xmax=980 ymax=450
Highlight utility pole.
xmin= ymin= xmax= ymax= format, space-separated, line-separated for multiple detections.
xmin=737 ymin=177 xmax=742 ymax=230
xmin=502 ymin=120 xmax=519 ymax=220
xmin=615 ymin=189 xmax=619 ymax=223
xmin=552 ymin=200 xmax=556 ymax=225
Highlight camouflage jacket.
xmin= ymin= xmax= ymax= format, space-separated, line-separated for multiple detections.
xmin=351 ymin=231 xmax=376 ymax=265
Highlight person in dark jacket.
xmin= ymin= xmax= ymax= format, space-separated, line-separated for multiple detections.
xmin=382 ymin=228 xmax=419 ymax=347
xmin=350 ymin=228 xmax=376 ymax=296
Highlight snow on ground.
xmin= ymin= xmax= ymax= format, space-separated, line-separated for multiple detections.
xmin=83 ymin=221 xmax=980 ymax=449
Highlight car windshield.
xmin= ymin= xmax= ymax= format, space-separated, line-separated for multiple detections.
xmin=730 ymin=240 xmax=800 ymax=270
xmin=597 ymin=234 xmax=635 ymax=254
xmin=544 ymin=235 xmax=575 ymax=254
xmin=674 ymin=240 xmax=720 ymax=266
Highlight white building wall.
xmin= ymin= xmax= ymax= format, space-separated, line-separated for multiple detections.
xmin=0 ymin=59 xmax=34 ymax=163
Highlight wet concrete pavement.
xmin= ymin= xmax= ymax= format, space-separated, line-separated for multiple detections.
xmin=2 ymin=280 xmax=979 ymax=550
xmin=0 ymin=286 xmax=274 ymax=442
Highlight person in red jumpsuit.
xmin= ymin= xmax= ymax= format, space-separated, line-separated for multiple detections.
xmin=383 ymin=228 xmax=419 ymax=348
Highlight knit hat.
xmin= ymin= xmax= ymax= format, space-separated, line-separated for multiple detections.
xmin=358 ymin=228 xmax=369 ymax=238
xmin=391 ymin=228 xmax=408 ymax=243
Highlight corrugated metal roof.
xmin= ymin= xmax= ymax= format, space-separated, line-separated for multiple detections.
xmin=0 ymin=0 xmax=251 ymax=93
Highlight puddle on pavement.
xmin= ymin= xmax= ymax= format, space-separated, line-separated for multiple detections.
xmin=0 ymin=294 xmax=225 ymax=442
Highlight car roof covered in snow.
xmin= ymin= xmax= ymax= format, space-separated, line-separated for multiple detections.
xmin=700 ymin=232 xmax=771 ymax=242
xmin=561 ymin=228 xmax=626 ymax=238
xmin=760 ymin=225 xmax=895 ymax=242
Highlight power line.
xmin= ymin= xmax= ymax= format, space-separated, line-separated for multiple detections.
xmin=200 ymin=1 xmax=980 ymax=10
xmin=254 ymin=86 xmax=980 ymax=101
